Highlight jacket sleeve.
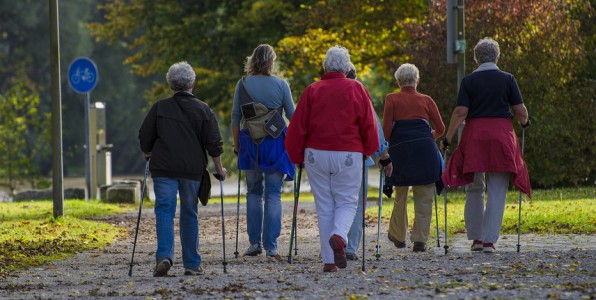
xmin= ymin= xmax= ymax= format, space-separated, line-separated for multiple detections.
xmin=428 ymin=98 xmax=445 ymax=140
xmin=382 ymin=95 xmax=393 ymax=141
xmin=284 ymin=86 xmax=311 ymax=164
xmin=138 ymin=103 xmax=158 ymax=153
xmin=201 ymin=108 xmax=224 ymax=157
xmin=372 ymin=113 xmax=388 ymax=159
xmin=359 ymin=87 xmax=380 ymax=156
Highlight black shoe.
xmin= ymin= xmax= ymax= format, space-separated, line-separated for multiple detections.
xmin=413 ymin=242 xmax=426 ymax=252
xmin=153 ymin=258 xmax=171 ymax=277
xmin=346 ymin=252 xmax=359 ymax=261
xmin=387 ymin=234 xmax=406 ymax=248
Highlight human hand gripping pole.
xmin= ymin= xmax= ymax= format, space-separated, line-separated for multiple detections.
xmin=128 ymin=158 xmax=150 ymax=277
xmin=214 ymin=173 xmax=228 ymax=273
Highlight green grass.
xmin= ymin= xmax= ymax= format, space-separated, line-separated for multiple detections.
xmin=366 ymin=187 xmax=596 ymax=236
xmin=217 ymin=185 xmax=594 ymax=234
xmin=0 ymin=200 xmax=134 ymax=279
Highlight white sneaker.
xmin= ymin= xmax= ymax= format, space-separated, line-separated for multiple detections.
xmin=244 ymin=243 xmax=262 ymax=256
xmin=482 ymin=243 xmax=496 ymax=253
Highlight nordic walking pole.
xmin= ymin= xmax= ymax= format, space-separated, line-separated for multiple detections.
xmin=214 ymin=174 xmax=228 ymax=273
xmin=361 ymin=158 xmax=367 ymax=271
xmin=375 ymin=168 xmax=384 ymax=260
xmin=287 ymin=166 xmax=302 ymax=263
xmin=434 ymin=187 xmax=440 ymax=248
xmin=517 ymin=127 xmax=526 ymax=253
xmin=293 ymin=167 xmax=299 ymax=256
xmin=128 ymin=158 xmax=150 ymax=277
xmin=442 ymin=149 xmax=449 ymax=255
xmin=234 ymin=170 xmax=241 ymax=259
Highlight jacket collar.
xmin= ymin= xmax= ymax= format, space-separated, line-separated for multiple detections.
xmin=174 ymin=91 xmax=196 ymax=98
xmin=400 ymin=86 xmax=417 ymax=93
xmin=474 ymin=62 xmax=500 ymax=73
xmin=321 ymin=72 xmax=347 ymax=80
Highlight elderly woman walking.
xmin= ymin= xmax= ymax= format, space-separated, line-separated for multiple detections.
xmin=139 ymin=61 xmax=226 ymax=276
xmin=231 ymin=44 xmax=295 ymax=257
xmin=441 ymin=38 xmax=531 ymax=253
xmin=383 ymin=63 xmax=445 ymax=253
xmin=285 ymin=46 xmax=379 ymax=272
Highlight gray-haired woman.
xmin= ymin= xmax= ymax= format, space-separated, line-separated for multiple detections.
xmin=285 ymin=46 xmax=379 ymax=272
xmin=441 ymin=38 xmax=531 ymax=253
xmin=382 ymin=63 xmax=445 ymax=253
xmin=139 ymin=61 xmax=227 ymax=276
xmin=231 ymin=44 xmax=295 ymax=258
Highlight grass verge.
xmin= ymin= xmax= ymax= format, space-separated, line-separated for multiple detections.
xmin=0 ymin=200 xmax=134 ymax=279
xmin=366 ymin=187 xmax=595 ymax=235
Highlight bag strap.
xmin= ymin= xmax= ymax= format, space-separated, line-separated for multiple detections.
xmin=239 ymin=76 xmax=256 ymax=106
xmin=173 ymin=96 xmax=208 ymax=164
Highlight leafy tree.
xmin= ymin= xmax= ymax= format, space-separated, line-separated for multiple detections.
xmin=89 ymin=0 xmax=303 ymax=172
xmin=400 ymin=0 xmax=595 ymax=187
xmin=0 ymin=85 xmax=50 ymax=193
xmin=277 ymin=0 xmax=427 ymax=109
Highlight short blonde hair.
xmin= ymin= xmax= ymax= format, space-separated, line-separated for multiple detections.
xmin=245 ymin=44 xmax=276 ymax=76
xmin=394 ymin=63 xmax=419 ymax=87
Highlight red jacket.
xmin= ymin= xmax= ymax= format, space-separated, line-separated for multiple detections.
xmin=442 ymin=118 xmax=531 ymax=197
xmin=285 ymin=72 xmax=379 ymax=164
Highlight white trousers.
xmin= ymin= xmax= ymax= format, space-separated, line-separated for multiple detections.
xmin=465 ymin=172 xmax=510 ymax=243
xmin=305 ymin=148 xmax=363 ymax=264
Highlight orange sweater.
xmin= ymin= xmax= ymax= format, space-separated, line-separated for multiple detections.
xmin=382 ymin=86 xmax=445 ymax=141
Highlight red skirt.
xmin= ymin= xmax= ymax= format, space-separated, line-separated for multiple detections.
xmin=442 ymin=118 xmax=531 ymax=198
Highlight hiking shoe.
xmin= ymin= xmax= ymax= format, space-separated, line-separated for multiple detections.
xmin=184 ymin=266 xmax=205 ymax=276
xmin=471 ymin=240 xmax=483 ymax=251
xmin=346 ymin=252 xmax=359 ymax=261
xmin=413 ymin=242 xmax=427 ymax=252
xmin=323 ymin=263 xmax=338 ymax=272
xmin=244 ymin=243 xmax=262 ymax=256
xmin=388 ymin=234 xmax=406 ymax=249
xmin=265 ymin=249 xmax=278 ymax=257
xmin=329 ymin=235 xmax=347 ymax=269
xmin=153 ymin=258 xmax=171 ymax=277
xmin=483 ymin=243 xmax=496 ymax=253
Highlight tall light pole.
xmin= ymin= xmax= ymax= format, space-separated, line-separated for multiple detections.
xmin=50 ymin=0 xmax=64 ymax=218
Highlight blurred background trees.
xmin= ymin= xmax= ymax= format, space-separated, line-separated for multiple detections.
xmin=0 ymin=0 xmax=593 ymax=188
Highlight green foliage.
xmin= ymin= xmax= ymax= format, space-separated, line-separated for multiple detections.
xmin=400 ymin=0 xmax=595 ymax=187
xmin=0 ymin=85 xmax=50 ymax=193
xmin=277 ymin=0 xmax=427 ymax=104
xmin=0 ymin=200 xmax=129 ymax=279
xmin=369 ymin=187 xmax=596 ymax=236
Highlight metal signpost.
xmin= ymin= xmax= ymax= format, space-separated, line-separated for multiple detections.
xmin=68 ymin=57 xmax=98 ymax=200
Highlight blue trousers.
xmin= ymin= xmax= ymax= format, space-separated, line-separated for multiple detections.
xmin=245 ymin=170 xmax=284 ymax=251
xmin=153 ymin=177 xmax=201 ymax=269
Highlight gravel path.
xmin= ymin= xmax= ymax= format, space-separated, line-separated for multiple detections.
xmin=0 ymin=201 xmax=594 ymax=299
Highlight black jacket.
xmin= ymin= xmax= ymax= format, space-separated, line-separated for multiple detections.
xmin=138 ymin=92 xmax=223 ymax=180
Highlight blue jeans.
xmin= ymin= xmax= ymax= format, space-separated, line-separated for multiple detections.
xmin=346 ymin=170 xmax=368 ymax=254
xmin=153 ymin=177 xmax=201 ymax=269
xmin=245 ymin=170 xmax=283 ymax=251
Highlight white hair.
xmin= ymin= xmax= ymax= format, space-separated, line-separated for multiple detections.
xmin=394 ymin=63 xmax=420 ymax=87
xmin=323 ymin=46 xmax=351 ymax=74
xmin=474 ymin=38 xmax=500 ymax=64
xmin=166 ymin=61 xmax=196 ymax=92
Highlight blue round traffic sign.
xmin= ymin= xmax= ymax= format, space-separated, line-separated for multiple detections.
xmin=68 ymin=57 xmax=98 ymax=93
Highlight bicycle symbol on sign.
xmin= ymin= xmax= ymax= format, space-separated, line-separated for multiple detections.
xmin=70 ymin=68 xmax=95 ymax=85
